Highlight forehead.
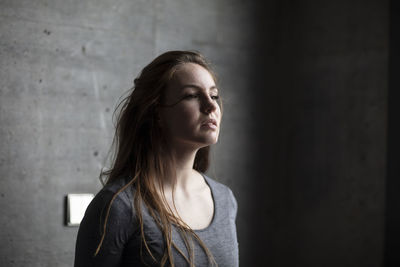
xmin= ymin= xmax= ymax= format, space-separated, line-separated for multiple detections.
xmin=167 ymin=63 xmax=216 ymax=92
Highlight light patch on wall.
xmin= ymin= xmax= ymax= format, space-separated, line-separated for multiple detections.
xmin=66 ymin=194 xmax=94 ymax=226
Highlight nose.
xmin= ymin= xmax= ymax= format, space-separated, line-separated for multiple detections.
xmin=201 ymin=95 xmax=217 ymax=114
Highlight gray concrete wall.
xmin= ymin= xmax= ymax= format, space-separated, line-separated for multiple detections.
xmin=0 ymin=0 xmax=257 ymax=266
xmin=0 ymin=0 xmax=389 ymax=266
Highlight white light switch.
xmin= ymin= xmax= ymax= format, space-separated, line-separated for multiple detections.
xmin=66 ymin=193 xmax=94 ymax=226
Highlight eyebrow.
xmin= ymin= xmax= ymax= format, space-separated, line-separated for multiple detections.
xmin=180 ymin=84 xmax=218 ymax=92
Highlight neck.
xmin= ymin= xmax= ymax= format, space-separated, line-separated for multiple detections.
xmin=174 ymin=147 xmax=198 ymax=188
xmin=164 ymin=141 xmax=204 ymax=191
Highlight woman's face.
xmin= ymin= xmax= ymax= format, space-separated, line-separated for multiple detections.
xmin=159 ymin=63 xmax=221 ymax=149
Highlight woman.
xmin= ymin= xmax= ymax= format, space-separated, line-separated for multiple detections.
xmin=74 ymin=51 xmax=239 ymax=267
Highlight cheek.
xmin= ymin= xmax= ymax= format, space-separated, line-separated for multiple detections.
xmin=180 ymin=106 xmax=198 ymax=121
xmin=162 ymin=106 xmax=198 ymax=129
xmin=174 ymin=101 xmax=199 ymax=119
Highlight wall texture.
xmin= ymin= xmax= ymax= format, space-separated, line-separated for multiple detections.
xmin=0 ymin=0 xmax=389 ymax=266
xmin=0 ymin=0 xmax=257 ymax=266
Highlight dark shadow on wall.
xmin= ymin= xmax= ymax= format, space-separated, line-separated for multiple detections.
xmin=248 ymin=0 xmax=388 ymax=266
xmin=384 ymin=0 xmax=400 ymax=266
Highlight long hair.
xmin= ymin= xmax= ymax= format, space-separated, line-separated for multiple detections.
xmin=95 ymin=51 xmax=220 ymax=266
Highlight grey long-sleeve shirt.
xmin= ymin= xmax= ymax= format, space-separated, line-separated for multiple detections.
xmin=74 ymin=174 xmax=239 ymax=267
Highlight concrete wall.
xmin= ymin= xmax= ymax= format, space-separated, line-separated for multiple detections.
xmin=0 ymin=0 xmax=257 ymax=266
xmin=0 ymin=0 xmax=389 ymax=266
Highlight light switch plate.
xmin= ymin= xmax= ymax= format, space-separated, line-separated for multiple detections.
xmin=66 ymin=193 xmax=94 ymax=226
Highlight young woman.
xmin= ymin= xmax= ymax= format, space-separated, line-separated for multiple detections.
xmin=74 ymin=51 xmax=239 ymax=267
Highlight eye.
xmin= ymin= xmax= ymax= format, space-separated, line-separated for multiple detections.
xmin=183 ymin=94 xmax=199 ymax=99
xmin=211 ymin=95 xmax=220 ymax=100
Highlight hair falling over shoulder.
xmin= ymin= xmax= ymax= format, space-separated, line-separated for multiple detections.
xmin=95 ymin=51 xmax=219 ymax=267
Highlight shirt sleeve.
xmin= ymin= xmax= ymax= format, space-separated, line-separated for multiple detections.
xmin=228 ymin=188 xmax=238 ymax=221
xmin=74 ymin=188 xmax=137 ymax=267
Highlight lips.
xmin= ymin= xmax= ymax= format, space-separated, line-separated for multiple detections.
xmin=202 ymin=118 xmax=218 ymax=128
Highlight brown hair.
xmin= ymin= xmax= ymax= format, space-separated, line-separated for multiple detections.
xmin=95 ymin=51 xmax=220 ymax=266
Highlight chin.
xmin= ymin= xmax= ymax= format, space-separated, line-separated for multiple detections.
xmin=184 ymin=137 xmax=216 ymax=149
xmin=175 ymin=132 xmax=219 ymax=148
xmin=198 ymin=136 xmax=219 ymax=147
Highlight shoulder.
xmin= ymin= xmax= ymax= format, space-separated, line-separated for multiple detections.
xmin=90 ymin=178 xmax=134 ymax=213
xmin=81 ymin=177 xmax=137 ymax=236
xmin=101 ymin=178 xmax=135 ymax=207
xmin=75 ymin=178 xmax=137 ymax=265
xmin=202 ymin=174 xmax=236 ymax=198
xmin=201 ymin=173 xmax=238 ymax=217
xmin=202 ymin=173 xmax=228 ymax=191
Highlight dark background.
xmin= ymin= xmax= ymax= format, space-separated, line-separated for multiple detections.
xmin=0 ymin=0 xmax=395 ymax=266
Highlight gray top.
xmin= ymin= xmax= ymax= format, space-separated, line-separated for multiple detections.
xmin=74 ymin=174 xmax=239 ymax=267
